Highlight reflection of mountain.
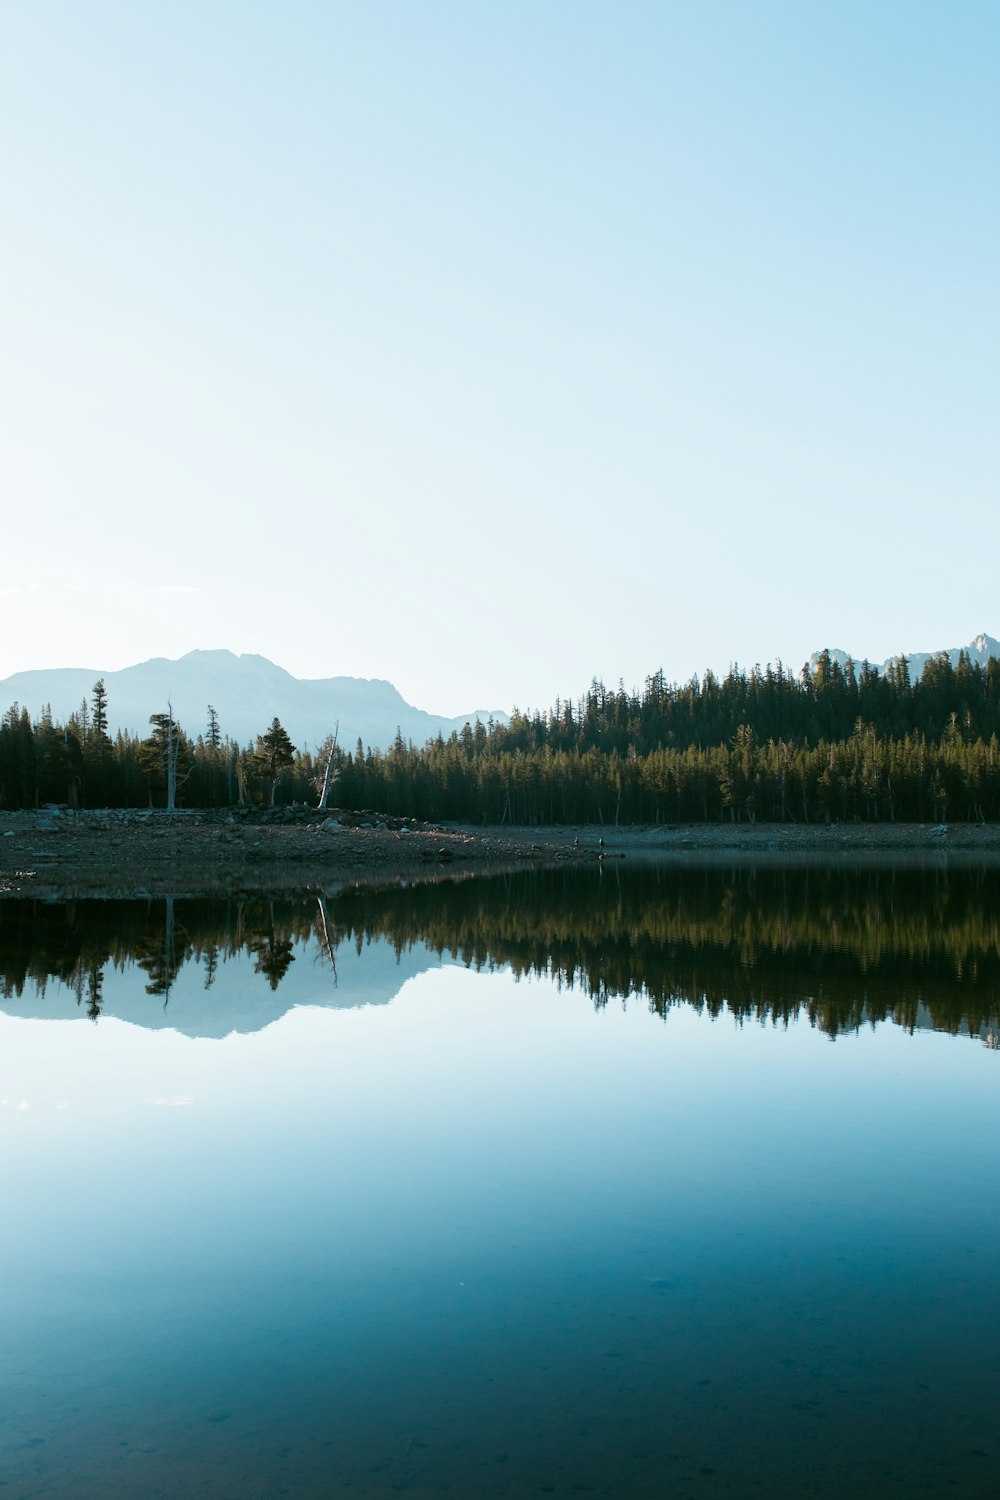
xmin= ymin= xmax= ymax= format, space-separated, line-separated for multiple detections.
xmin=2 ymin=867 xmax=999 ymax=1043
xmin=0 ymin=897 xmax=451 ymax=1038
xmin=0 ymin=936 xmax=449 ymax=1039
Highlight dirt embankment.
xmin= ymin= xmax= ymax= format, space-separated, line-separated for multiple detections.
xmin=3 ymin=807 xmax=1000 ymax=899
xmin=0 ymin=807 xmax=592 ymax=898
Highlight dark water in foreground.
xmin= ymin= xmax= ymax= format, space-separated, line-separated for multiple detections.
xmin=2 ymin=866 xmax=999 ymax=1498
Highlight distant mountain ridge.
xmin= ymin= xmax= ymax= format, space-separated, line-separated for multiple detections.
xmin=0 ymin=649 xmax=507 ymax=753
xmin=810 ymin=632 xmax=1000 ymax=680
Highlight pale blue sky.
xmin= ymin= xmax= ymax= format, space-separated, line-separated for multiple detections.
xmin=2 ymin=2 xmax=997 ymax=714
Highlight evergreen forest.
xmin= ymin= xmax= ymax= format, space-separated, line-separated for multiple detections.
xmin=6 ymin=649 xmax=1000 ymax=823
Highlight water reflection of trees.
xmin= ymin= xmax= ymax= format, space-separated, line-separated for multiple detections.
xmin=1 ymin=866 xmax=999 ymax=1040
xmin=0 ymin=896 xmax=318 ymax=1013
xmin=332 ymin=866 xmax=1000 ymax=1041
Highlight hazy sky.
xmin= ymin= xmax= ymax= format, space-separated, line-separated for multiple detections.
xmin=2 ymin=2 xmax=997 ymax=714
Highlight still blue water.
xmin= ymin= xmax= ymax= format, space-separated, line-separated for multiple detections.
xmin=2 ymin=870 xmax=998 ymax=1497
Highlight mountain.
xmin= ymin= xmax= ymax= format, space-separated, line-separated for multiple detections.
xmin=0 ymin=649 xmax=507 ymax=752
xmin=810 ymin=632 xmax=1000 ymax=680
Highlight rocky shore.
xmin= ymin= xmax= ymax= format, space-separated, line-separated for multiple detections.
xmin=3 ymin=806 xmax=1000 ymax=899
xmin=0 ymin=806 xmax=582 ymax=899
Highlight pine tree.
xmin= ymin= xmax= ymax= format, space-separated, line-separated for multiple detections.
xmin=91 ymin=679 xmax=109 ymax=740
xmin=258 ymin=718 xmax=296 ymax=807
xmin=206 ymin=705 xmax=221 ymax=750
xmin=141 ymin=705 xmax=192 ymax=810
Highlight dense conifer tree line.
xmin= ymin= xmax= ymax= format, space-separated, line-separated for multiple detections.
xmin=0 ymin=684 xmax=316 ymax=813
xmin=4 ymin=650 xmax=1000 ymax=821
xmin=334 ymin=649 xmax=1000 ymax=825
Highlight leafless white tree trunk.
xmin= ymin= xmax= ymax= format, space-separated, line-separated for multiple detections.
xmin=317 ymin=722 xmax=340 ymax=811
xmin=164 ymin=701 xmax=193 ymax=811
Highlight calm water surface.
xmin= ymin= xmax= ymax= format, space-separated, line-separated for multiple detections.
xmin=2 ymin=866 xmax=999 ymax=1498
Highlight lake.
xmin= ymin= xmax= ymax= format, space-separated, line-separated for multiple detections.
xmin=2 ymin=865 xmax=999 ymax=1498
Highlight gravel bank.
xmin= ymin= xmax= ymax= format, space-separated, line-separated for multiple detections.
xmin=0 ymin=807 xmax=592 ymax=898
xmin=3 ymin=807 xmax=1000 ymax=898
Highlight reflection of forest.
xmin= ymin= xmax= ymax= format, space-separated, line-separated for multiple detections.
xmin=2 ymin=865 xmax=999 ymax=1041
xmin=0 ymin=895 xmax=315 ymax=1017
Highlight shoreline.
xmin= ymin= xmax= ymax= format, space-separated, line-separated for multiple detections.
xmin=3 ymin=808 xmax=1000 ymax=899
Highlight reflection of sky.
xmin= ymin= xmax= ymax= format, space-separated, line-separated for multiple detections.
xmin=4 ymin=965 xmax=996 ymax=1272
xmin=3 ymin=963 xmax=1000 ymax=1496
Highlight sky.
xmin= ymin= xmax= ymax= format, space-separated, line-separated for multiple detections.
xmin=2 ymin=1 xmax=998 ymax=716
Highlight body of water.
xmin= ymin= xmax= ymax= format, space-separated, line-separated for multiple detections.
xmin=2 ymin=866 xmax=998 ymax=1497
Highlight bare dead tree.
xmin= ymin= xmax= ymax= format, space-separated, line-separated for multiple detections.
xmin=316 ymin=722 xmax=340 ymax=811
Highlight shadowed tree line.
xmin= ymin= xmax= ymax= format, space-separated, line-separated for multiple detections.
xmin=3 ymin=866 xmax=999 ymax=1042
xmin=6 ymin=650 xmax=1000 ymax=821
xmin=0 ymin=684 xmax=305 ymax=811
xmin=343 ymin=651 xmax=1000 ymax=824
